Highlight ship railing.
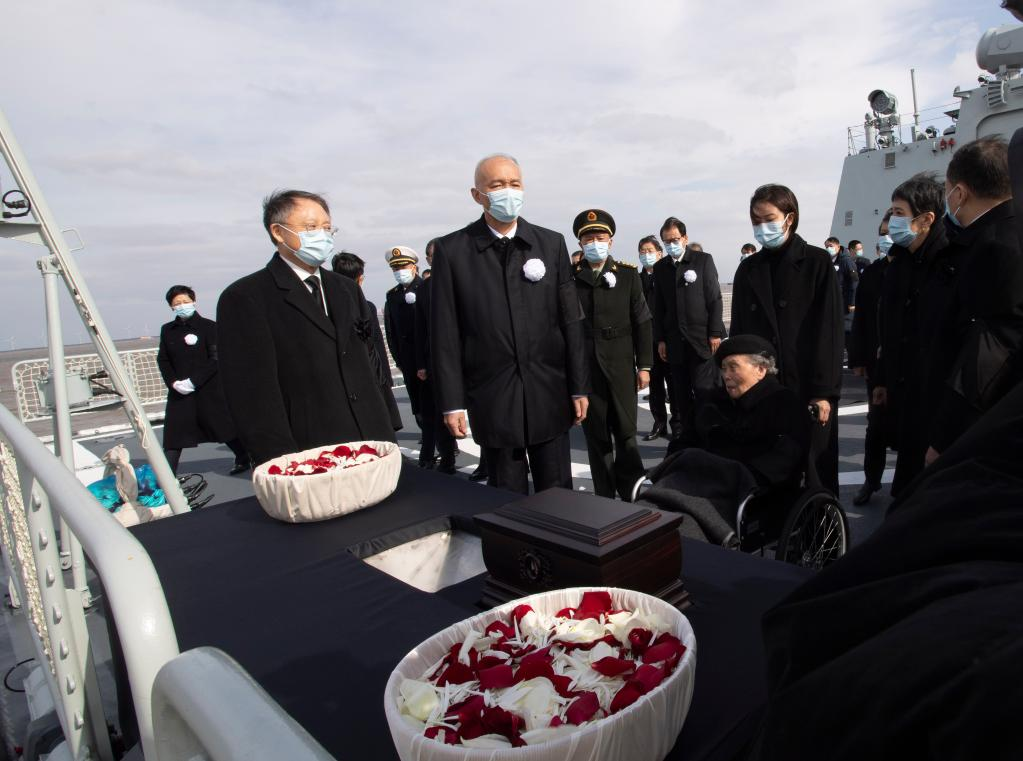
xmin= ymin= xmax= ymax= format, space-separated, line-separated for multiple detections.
xmin=844 ymin=103 xmax=959 ymax=155
xmin=0 ymin=401 xmax=334 ymax=760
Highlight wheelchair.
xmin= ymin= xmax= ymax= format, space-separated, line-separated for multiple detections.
xmin=631 ymin=408 xmax=850 ymax=571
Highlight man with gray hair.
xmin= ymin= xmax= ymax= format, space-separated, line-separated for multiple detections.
xmin=430 ymin=153 xmax=589 ymax=494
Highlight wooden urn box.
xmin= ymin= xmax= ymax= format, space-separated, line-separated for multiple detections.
xmin=475 ymin=488 xmax=689 ymax=610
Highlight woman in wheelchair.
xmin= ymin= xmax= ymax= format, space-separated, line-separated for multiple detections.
xmin=637 ymin=335 xmax=814 ymax=549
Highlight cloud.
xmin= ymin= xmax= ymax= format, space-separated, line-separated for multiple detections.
xmin=0 ymin=0 xmax=1012 ymax=350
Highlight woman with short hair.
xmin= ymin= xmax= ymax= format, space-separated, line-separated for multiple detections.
xmin=157 ymin=285 xmax=249 ymax=475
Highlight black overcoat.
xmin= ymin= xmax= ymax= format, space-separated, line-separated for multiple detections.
xmin=156 ymin=313 xmax=237 ymax=449
xmin=384 ymin=276 xmax=423 ymax=374
xmin=430 ymin=215 xmax=589 ymax=448
xmin=216 ymin=253 xmax=396 ymax=465
xmin=650 ymin=246 xmax=726 ymax=362
xmin=730 ymin=234 xmax=844 ymax=401
xmin=919 ymin=201 xmax=1023 ymax=451
xmin=367 ymin=299 xmax=402 ymax=432
xmin=675 ymin=375 xmax=809 ymax=488
xmin=848 ymin=256 xmax=890 ymax=376
xmin=573 ymin=256 xmax=653 ymax=434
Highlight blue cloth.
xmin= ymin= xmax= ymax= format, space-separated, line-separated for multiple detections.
xmin=86 ymin=464 xmax=166 ymax=512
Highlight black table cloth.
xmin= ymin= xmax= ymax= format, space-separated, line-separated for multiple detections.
xmin=119 ymin=464 xmax=810 ymax=760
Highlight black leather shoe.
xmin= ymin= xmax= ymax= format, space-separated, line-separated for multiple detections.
xmin=418 ymin=459 xmax=436 ymax=470
xmin=228 ymin=461 xmax=251 ymax=476
xmin=643 ymin=423 xmax=666 ymax=442
xmin=468 ymin=465 xmax=488 ymax=482
xmin=436 ymin=460 xmax=457 ymax=475
xmin=853 ymin=482 xmax=880 ymax=505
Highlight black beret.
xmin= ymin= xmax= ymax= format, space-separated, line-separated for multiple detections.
xmin=573 ymin=209 xmax=616 ymax=239
xmin=714 ymin=334 xmax=776 ymax=367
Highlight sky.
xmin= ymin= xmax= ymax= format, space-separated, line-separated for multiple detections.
xmin=0 ymin=0 xmax=1009 ymax=349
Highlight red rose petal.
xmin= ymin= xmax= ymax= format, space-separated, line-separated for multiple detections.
xmin=332 ymin=445 xmax=352 ymax=458
xmin=591 ymin=656 xmax=637 ymax=678
xmin=566 ymin=691 xmax=600 ymax=725
xmin=424 ymin=726 xmax=460 ymax=745
xmin=630 ymin=663 xmax=666 ymax=694
xmin=610 ymin=682 xmax=644 ymax=713
xmin=575 ymin=591 xmax=614 ymax=620
xmin=555 ymin=607 xmax=577 ymax=618
xmin=482 ymin=706 xmax=527 ymax=747
xmin=477 ymin=664 xmax=515 ymax=690
xmin=445 ymin=694 xmax=485 ymax=724
xmin=357 ymin=444 xmax=379 ymax=456
xmin=267 ymin=465 xmax=282 ymax=475
xmin=550 ymin=673 xmax=578 ymax=698
xmin=628 ymin=628 xmax=653 ymax=655
xmin=549 ymin=716 xmax=564 ymax=728
xmin=436 ymin=662 xmax=474 ymax=686
xmin=642 ymin=635 xmax=686 ymax=665
xmin=511 ymin=604 xmax=534 ymax=624
xmin=514 ymin=658 xmax=555 ymax=684
xmin=485 ymin=620 xmax=515 ymax=641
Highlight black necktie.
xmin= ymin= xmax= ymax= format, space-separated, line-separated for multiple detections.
xmin=305 ymin=276 xmax=326 ymax=315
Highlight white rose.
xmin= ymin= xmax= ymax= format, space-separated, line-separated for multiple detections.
xmin=522 ymin=258 xmax=546 ymax=282
xmin=603 ymin=272 xmax=616 ymax=288
xmin=683 ymin=270 xmax=697 ymax=284
xmin=405 ymin=291 xmax=417 ymax=304
xmin=398 ymin=678 xmax=438 ymax=722
xmin=184 ymin=333 xmax=199 ymax=346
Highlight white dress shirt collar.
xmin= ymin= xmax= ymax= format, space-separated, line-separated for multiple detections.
xmin=487 ymin=221 xmax=518 ymax=240
xmin=282 ymin=256 xmax=327 ymax=312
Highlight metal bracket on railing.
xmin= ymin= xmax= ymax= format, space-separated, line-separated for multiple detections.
xmin=61 ymin=228 xmax=84 ymax=253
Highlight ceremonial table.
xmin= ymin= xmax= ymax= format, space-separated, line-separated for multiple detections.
xmin=119 ymin=463 xmax=810 ymax=761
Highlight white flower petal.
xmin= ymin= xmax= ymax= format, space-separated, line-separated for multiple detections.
xmin=462 ymin=734 xmax=513 ymax=749
xmin=399 ymin=678 xmax=439 ymax=722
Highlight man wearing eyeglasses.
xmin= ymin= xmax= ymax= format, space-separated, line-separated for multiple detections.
xmin=217 ymin=189 xmax=396 ymax=466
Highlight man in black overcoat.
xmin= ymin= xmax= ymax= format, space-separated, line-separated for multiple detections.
xmin=430 ymin=154 xmax=589 ymax=495
xmin=651 ymin=216 xmax=725 ymax=438
xmin=638 ymin=236 xmax=677 ymax=440
xmin=157 ymin=285 xmax=249 ymax=475
xmin=919 ymin=137 xmax=1023 ymax=465
xmin=848 ymin=216 xmax=893 ymax=505
xmin=383 ymin=246 xmax=424 ymax=427
xmin=731 ymin=186 xmax=844 ymax=495
xmin=571 ymin=209 xmax=652 ymax=500
xmin=414 ymin=239 xmax=457 ymax=473
xmin=217 ymin=190 xmax=395 ymax=466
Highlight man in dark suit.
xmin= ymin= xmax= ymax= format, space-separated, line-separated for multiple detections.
xmin=638 ymin=236 xmax=677 ymax=440
xmin=430 ymin=153 xmax=589 ymax=495
xmin=414 ymin=238 xmax=457 ymax=473
xmin=651 ymin=217 xmax=725 ymax=438
xmin=217 ymin=190 xmax=395 ymax=466
xmin=572 ymin=209 xmax=652 ymax=500
xmin=384 ymin=246 xmax=424 ymax=430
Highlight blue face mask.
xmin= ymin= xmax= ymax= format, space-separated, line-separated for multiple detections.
xmin=582 ymin=241 xmax=610 ymax=263
xmin=173 ymin=303 xmax=196 ymax=319
xmin=484 ymin=188 xmax=524 ymax=223
xmin=280 ymin=226 xmax=334 ymax=266
xmin=639 ymin=252 xmax=658 ymax=268
xmin=945 ymin=186 xmax=963 ymax=229
xmin=664 ymin=241 xmax=684 ymax=259
xmin=877 ymin=235 xmax=894 ymax=256
xmin=752 ymin=220 xmax=788 ymax=249
xmin=887 ymin=215 xmax=917 ymax=247
xmin=393 ymin=268 xmax=415 ymax=286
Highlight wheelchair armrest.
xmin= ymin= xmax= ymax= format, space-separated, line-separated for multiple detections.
xmin=630 ymin=476 xmax=653 ymax=503
xmin=735 ymin=487 xmax=771 ymax=544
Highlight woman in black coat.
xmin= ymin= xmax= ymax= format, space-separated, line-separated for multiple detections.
xmin=157 ymin=285 xmax=249 ymax=475
xmin=730 ymin=184 xmax=844 ymax=494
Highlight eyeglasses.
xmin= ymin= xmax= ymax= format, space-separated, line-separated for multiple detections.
xmin=277 ymin=223 xmax=338 ymax=235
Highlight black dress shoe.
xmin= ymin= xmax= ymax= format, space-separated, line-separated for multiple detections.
xmin=643 ymin=423 xmax=666 ymax=442
xmin=468 ymin=465 xmax=488 ymax=482
xmin=853 ymin=482 xmax=880 ymax=505
xmin=418 ymin=459 xmax=436 ymax=469
xmin=436 ymin=460 xmax=457 ymax=475
xmin=228 ymin=461 xmax=251 ymax=476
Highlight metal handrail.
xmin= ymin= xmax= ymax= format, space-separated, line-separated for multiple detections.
xmin=0 ymin=401 xmax=180 ymax=759
xmin=152 ymin=648 xmax=336 ymax=761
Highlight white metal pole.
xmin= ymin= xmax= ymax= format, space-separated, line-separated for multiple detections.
xmin=0 ymin=107 xmax=189 ymax=515
xmin=39 ymin=256 xmax=91 ymax=607
xmin=910 ymin=68 xmax=921 ymax=141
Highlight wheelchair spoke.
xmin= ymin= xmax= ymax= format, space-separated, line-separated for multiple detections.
xmin=787 ymin=499 xmax=846 ymax=569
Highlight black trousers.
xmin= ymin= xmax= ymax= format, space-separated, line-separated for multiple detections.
xmin=582 ymin=368 xmax=644 ymax=501
xmin=863 ymin=378 xmax=888 ymax=488
xmin=484 ymin=433 xmax=572 ymax=495
xmin=670 ymin=346 xmax=718 ymax=436
xmin=164 ymin=438 xmax=247 ymax=476
xmin=418 ymin=377 xmax=455 ymax=466
xmin=808 ymin=410 xmax=840 ymax=496
xmin=648 ymin=355 xmax=678 ymax=431
xmin=399 ymin=367 xmax=423 ymax=418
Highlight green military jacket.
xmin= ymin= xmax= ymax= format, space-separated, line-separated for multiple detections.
xmin=573 ymin=255 xmax=653 ymax=406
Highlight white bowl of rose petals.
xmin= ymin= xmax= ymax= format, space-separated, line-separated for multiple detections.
xmin=385 ymin=587 xmax=696 ymax=761
xmin=252 ymin=441 xmax=401 ymax=523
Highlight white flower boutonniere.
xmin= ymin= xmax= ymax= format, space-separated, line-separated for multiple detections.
xmin=523 ymin=258 xmax=546 ymax=282
xmin=184 ymin=333 xmax=199 ymax=346
xmin=603 ymin=272 xmax=617 ymax=288
xmin=683 ymin=269 xmax=698 ymax=285
xmin=405 ymin=291 xmax=417 ymax=305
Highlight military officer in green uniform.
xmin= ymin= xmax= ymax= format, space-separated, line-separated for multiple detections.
xmin=572 ymin=209 xmax=653 ymax=500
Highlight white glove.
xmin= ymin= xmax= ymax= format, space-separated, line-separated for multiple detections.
xmin=172 ymin=379 xmax=196 ymax=395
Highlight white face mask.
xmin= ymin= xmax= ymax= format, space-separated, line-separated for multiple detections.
xmin=394 ymin=268 xmax=415 ymax=286
xmin=825 ymin=245 xmax=838 ymax=256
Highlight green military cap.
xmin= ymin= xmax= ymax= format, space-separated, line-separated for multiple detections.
xmin=572 ymin=209 xmax=616 ymax=239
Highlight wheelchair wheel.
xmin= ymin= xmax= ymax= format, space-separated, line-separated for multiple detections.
xmin=775 ymin=490 xmax=848 ymax=569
